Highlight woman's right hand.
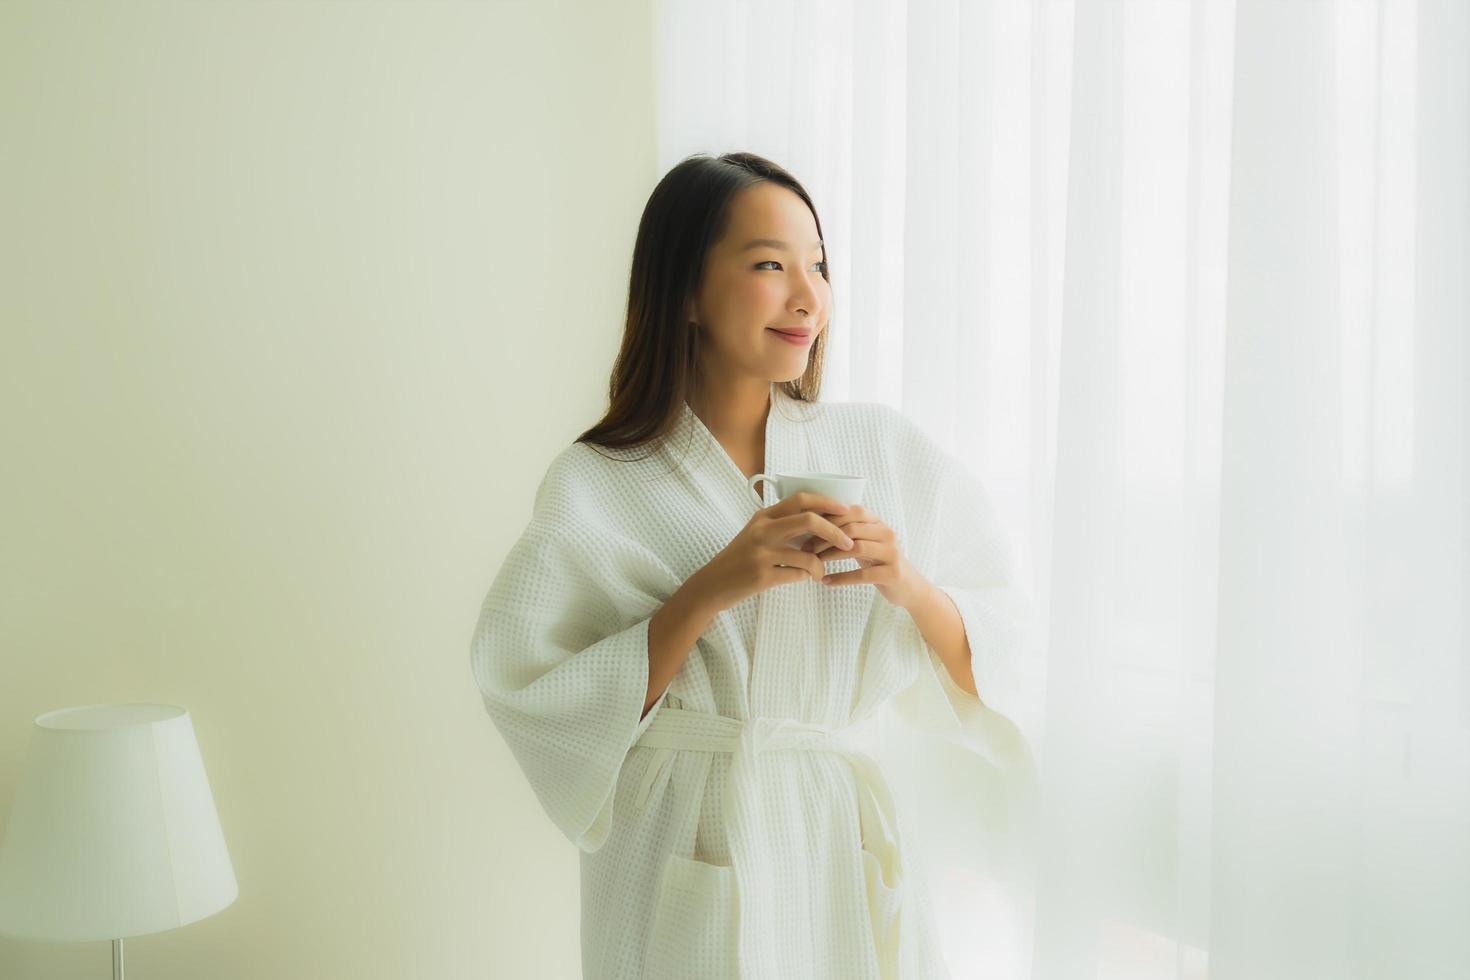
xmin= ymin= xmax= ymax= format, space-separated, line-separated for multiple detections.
xmin=690 ymin=492 xmax=857 ymax=613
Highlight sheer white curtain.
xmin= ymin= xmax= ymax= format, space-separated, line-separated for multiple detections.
xmin=655 ymin=1 xmax=1468 ymax=977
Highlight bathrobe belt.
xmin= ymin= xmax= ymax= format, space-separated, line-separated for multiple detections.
xmin=631 ymin=706 xmax=906 ymax=976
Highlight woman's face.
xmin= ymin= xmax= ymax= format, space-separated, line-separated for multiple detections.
xmin=688 ymin=182 xmax=831 ymax=384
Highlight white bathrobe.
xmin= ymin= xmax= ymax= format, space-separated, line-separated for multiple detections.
xmin=471 ymin=382 xmax=1036 ymax=980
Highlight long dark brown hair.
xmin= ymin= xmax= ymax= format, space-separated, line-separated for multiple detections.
xmin=575 ymin=152 xmax=832 ymax=461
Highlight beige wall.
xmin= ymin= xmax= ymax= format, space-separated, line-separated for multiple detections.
xmin=0 ymin=1 xmax=654 ymax=976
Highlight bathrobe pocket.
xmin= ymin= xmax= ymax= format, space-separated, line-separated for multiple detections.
xmin=644 ymin=853 xmax=739 ymax=980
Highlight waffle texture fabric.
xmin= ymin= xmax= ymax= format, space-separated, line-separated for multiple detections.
xmin=471 ymin=382 xmax=1036 ymax=980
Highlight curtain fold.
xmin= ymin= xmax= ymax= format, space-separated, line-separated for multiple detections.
xmin=654 ymin=1 xmax=1468 ymax=975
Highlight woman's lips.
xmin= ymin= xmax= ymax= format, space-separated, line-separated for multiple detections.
xmin=768 ymin=329 xmax=814 ymax=346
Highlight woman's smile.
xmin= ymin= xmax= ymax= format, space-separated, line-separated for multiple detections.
xmin=767 ymin=328 xmax=815 ymax=346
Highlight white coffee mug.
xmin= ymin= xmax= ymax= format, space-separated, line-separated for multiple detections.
xmin=748 ymin=470 xmax=867 ymax=548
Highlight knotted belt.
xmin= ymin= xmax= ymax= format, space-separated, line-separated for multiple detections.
xmin=632 ymin=707 xmax=906 ymax=978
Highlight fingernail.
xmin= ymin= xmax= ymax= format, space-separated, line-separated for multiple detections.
xmin=843 ymin=536 xmax=854 ymax=548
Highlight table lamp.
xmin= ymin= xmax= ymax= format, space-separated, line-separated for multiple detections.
xmin=0 ymin=703 xmax=238 ymax=978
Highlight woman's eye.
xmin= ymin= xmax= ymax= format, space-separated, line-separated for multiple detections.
xmin=756 ymin=260 xmax=828 ymax=275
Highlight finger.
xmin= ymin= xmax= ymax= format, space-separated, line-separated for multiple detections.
xmin=768 ymin=513 xmax=831 ymax=548
xmin=814 ymin=539 xmax=868 ymax=561
xmin=772 ymin=561 xmax=818 ymax=585
xmin=826 ymin=506 xmax=876 ymax=530
xmin=801 ymin=524 xmax=863 ymax=550
xmin=774 ymin=551 xmax=827 ymax=582
xmin=776 ymin=511 xmax=855 ymax=552
xmin=813 ymin=521 xmax=884 ymax=555
xmin=823 ymin=520 xmax=880 ymax=540
xmin=822 ymin=566 xmax=870 ymax=586
xmin=771 ymin=491 xmax=850 ymax=519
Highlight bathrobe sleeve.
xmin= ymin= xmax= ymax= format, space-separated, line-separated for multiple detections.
xmin=469 ymin=449 xmax=678 ymax=853
xmin=879 ymin=406 xmax=1041 ymax=774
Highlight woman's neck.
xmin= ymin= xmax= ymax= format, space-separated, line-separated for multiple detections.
xmin=689 ymin=376 xmax=773 ymax=449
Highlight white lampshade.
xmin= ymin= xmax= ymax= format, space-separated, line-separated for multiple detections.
xmin=0 ymin=704 xmax=238 ymax=942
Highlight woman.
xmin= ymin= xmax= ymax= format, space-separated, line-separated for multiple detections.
xmin=471 ymin=151 xmax=1035 ymax=979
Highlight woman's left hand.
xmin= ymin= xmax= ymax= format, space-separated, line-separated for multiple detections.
xmin=801 ymin=503 xmax=928 ymax=610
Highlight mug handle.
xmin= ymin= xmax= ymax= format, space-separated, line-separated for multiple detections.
xmin=749 ymin=473 xmax=815 ymax=549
